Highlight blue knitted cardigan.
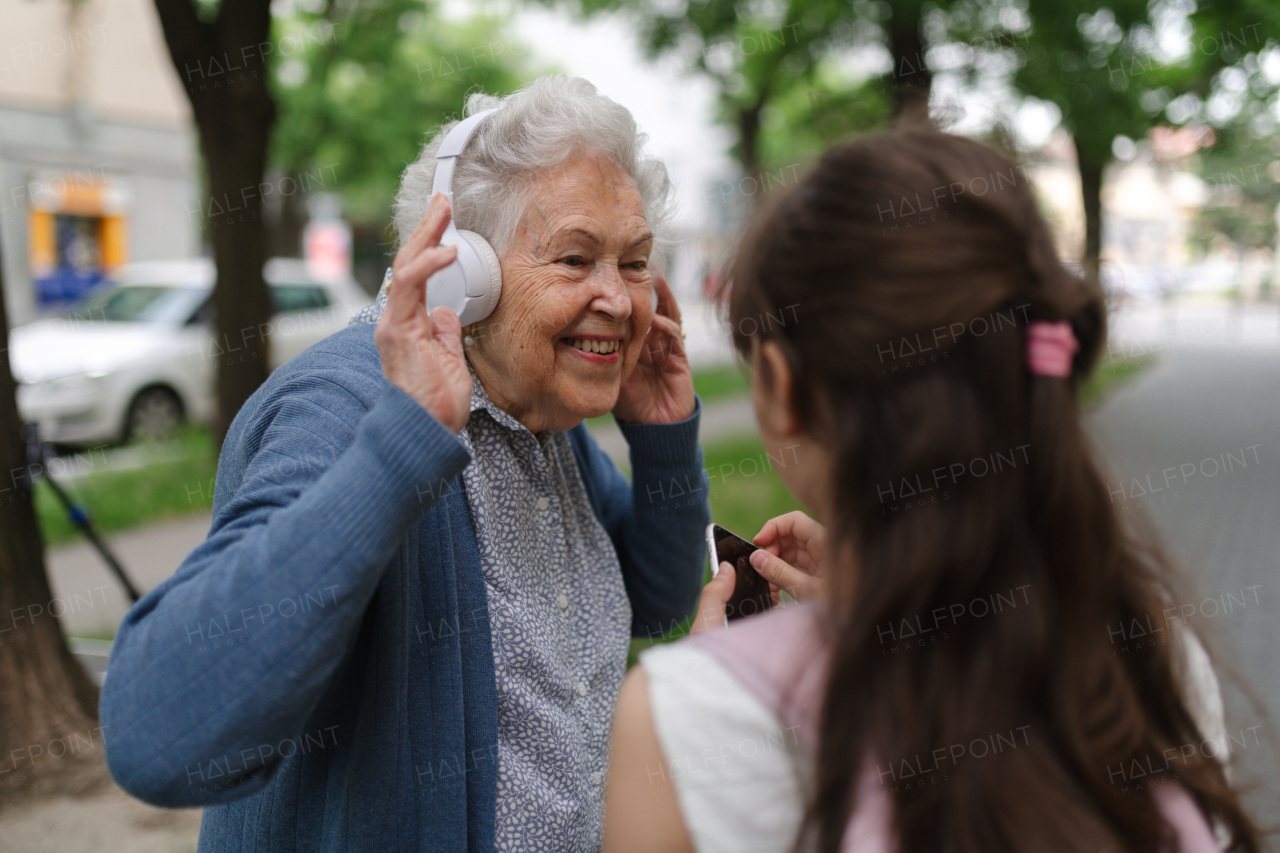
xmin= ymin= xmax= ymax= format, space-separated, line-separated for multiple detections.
xmin=99 ymin=323 xmax=710 ymax=851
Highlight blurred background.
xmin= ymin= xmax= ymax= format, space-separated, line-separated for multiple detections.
xmin=0 ymin=0 xmax=1277 ymax=849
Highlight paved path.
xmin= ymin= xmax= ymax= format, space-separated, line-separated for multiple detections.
xmin=46 ymin=514 xmax=211 ymax=639
xmin=1088 ymin=342 xmax=1280 ymax=825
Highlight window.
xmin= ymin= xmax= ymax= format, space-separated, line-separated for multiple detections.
xmin=270 ymin=284 xmax=331 ymax=314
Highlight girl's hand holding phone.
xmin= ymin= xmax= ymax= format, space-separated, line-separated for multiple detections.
xmin=751 ymin=510 xmax=828 ymax=603
xmin=689 ymin=512 xmax=828 ymax=635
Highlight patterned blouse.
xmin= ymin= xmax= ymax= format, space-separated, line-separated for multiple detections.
xmin=458 ymin=370 xmax=632 ymax=851
xmin=353 ymin=280 xmax=633 ymax=850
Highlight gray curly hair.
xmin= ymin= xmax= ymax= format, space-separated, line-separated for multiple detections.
xmin=393 ymin=75 xmax=674 ymax=269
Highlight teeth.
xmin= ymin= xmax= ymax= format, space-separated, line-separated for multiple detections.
xmin=568 ymin=339 xmax=618 ymax=355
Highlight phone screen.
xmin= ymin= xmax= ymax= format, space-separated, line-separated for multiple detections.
xmin=706 ymin=524 xmax=774 ymax=622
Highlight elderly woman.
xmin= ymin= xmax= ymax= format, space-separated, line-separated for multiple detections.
xmin=100 ymin=75 xmax=710 ymax=852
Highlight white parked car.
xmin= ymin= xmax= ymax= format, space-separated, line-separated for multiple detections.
xmin=11 ymin=259 xmax=371 ymax=446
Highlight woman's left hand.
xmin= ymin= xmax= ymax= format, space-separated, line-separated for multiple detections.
xmin=689 ymin=562 xmax=735 ymax=635
xmin=613 ymin=275 xmax=696 ymax=425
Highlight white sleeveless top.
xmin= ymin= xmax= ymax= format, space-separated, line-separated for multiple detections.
xmin=639 ymin=604 xmax=1227 ymax=852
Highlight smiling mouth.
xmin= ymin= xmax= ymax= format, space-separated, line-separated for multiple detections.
xmin=564 ymin=338 xmax=621 ymax=355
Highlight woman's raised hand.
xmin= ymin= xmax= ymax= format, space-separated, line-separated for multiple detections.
xmin=376 ymin=193 xmax=473 ymax=434
xmin=750 ymin=511 xmax=828 ymax=602
xmin=613 ymin=274 xmax=696 ymax=425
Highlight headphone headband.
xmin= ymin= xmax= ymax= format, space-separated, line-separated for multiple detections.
xmin=431 ymin=109 xmax=498 ymax=200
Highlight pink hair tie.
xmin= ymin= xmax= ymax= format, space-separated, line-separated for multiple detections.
xmin=1026 ymin=321 xmax=1078 ymax=378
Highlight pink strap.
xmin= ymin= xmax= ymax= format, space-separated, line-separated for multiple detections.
xmin=1026 ymin=320 xmax=1078 ymax=377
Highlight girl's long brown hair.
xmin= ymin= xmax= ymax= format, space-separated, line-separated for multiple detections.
xmin=728 ymin=132 xmax=1260 ymax=852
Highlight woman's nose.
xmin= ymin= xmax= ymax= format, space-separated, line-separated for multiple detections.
xmin=586 ymin=263 xmax=632 ymax=319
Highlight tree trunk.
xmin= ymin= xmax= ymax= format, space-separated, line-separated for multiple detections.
xmin=267 ymin=169 xmax=307 ymax=259
xmin=0 ymin=230 xmax=104 ymax=807
xmin=154 ymin=0 xmax=277 ymax=446
xmin=888 ymin=6 xmax=932 ymax=128
xmin=1075 ymin=138 xmax=1106 ymax=292
xmin=735 ymin=89 xmax=768 ymax=208
xmin=202 ymin=106 xmax=275 ymax=443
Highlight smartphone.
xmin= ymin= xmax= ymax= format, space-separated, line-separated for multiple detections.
xmin=705 ymin=523 xmax=774 ymax=621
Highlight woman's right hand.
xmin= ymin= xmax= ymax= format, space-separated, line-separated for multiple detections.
xmin=376 ymin=192 xmax=473 ymax=434
xmin=749 ymin=511 xmax=828 ymax=602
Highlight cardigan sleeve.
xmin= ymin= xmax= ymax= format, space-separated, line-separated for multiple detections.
xmin=571 ymin=400 xmax=710 ymax=639
xmin=99 ymin=374 xmax=470 ymax=808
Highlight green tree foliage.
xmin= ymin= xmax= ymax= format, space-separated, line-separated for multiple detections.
xmin=1195 ymin=125 xmax=1280 ymax=255
xmin=269 ymin=3 xmax=539 ymax=229
xmin=981 ymin=1 xmax=1168 ymax=286
xmin=943 ymin=0 xmax=1278 ymax=287
xmin=1175 ymin=4 xmax=1280 ymax=258
xmin=757 ymin=69 xmax=890 ymax=177
xmin=554 ymin=0 xmax=861 ymax=189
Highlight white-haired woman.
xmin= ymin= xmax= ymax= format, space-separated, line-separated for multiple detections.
xmin=101 ymin=75 xmax=710 ymax=853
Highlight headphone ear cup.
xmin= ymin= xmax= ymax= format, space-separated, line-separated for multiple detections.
xmin=457 ymin=229 xmax=502 ymax=321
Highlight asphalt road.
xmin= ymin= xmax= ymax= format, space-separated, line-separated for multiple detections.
xmin=1089 ymin=343 xmax=1280 ymax=829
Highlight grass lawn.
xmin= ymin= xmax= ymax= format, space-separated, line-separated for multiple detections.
xmin=690 ymin=363 xmax=751 ymax=403
xmin=585 ymin=363 xmax=750 ymax=428
xmin=36 ymin=426 xmax=217 ymax=548
xmin=627 ymin=431 xmax=805 ymax=662
xmin=1079 ymin=354 xmax=1154 ymax=409
xmin=703 ymin=434 xmax=803 ymax=539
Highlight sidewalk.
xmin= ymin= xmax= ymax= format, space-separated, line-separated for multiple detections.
xmin=1106 ymin=297 xmax=1280 ymax=354
xmin=47 ymin=514 xmax=212 ymax=639
xmin=1087 ymin=343 xmax=1280 ymax=823
xmin=0 ymin=783 xmax=202 ymax=853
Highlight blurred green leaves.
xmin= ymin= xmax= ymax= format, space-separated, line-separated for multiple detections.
xmin=552 ymin=0 xmax=879 ymax=187
xmin=269 ymin=2 xmax=545 ymax=227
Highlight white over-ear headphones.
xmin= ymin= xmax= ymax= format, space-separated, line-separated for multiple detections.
xmin=384 ymin=106 xmax=661 ymax=327
xmin=384 ymin=109 xmax=502 ymax=327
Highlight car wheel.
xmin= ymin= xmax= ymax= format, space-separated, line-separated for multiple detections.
xmin=124 ymin=387 xmax=183 ymax=442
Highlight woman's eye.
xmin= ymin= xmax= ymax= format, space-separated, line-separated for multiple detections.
xmin=625 ymin=260 xmax=648 ymax=271
xmin=560 ymin=256 xmax=586 ymax=268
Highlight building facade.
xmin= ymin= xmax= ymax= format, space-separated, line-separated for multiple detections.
xmin=0 ymin=0 xmax=199 ymax=325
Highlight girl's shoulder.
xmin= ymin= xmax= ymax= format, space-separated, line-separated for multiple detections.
xmin=680 ymin=603 xmax=833 ymax=751
xmin=638 ymin=615 xmax=818 ymax=853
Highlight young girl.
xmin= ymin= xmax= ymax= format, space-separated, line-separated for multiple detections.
xmin=603 ymin=132 xmax=1261 ymax=852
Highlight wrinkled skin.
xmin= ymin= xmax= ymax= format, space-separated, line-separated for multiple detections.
xmin=464 ymin=151 xmax=695 ymax=435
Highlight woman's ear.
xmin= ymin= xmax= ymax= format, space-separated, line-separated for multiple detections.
xmin=752 ymin=340 xmax=803 ymax=439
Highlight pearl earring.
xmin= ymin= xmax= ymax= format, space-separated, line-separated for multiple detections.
xmin=463 ymin=334 xmax=475 ymax=347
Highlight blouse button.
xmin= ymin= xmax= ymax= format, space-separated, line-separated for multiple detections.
xmin=536 ymin=497 xmax=550 ymax=511
xmin=557 ymin=593 xmax=569 ymax=611
xmin=576 ymin=682 xmax=588 ymax=697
